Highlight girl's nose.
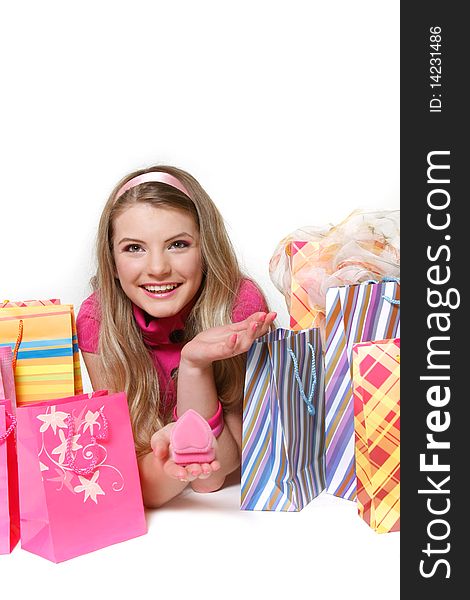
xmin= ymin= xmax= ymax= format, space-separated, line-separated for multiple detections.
xmin=145 ymin=251 xmax=171 ymax=278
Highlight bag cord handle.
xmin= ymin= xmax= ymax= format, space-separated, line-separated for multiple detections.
xmin=12 ymin=319 xmax=24 ymax=370
xmin=0 ymin=411 xmax=17 ymax=443
xmin=364 ymin=276 xmax=400 ymax=305
xmin=287 ymin=342 xmax=317 ymax=416
xmin=64 ymin=408 xmax=109 ymax=476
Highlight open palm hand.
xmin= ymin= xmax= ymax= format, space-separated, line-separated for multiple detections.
xmin=180 ymin=311 xmax=276 ymax=369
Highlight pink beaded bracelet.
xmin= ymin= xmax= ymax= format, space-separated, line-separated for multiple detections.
xmin=173 ymin=401 xmax=224 ymax=438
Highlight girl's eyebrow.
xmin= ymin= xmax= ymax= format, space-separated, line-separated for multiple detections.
xmin=118 ymin=237 xmax=146 ymax=245
xmin=164 ymin=232 xmax=194 ymax=243
xmin=118 ymin=233 xmax=195 ymax=245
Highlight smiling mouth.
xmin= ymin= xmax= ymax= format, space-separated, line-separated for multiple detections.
xmin=140 ymin=283 xmax=182 ymax=293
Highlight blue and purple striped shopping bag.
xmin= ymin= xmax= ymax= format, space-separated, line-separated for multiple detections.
xmin=241 ymin=328 xmax=325 ymax=511
xmin=324 ymin=280 xmax=400 ymax=500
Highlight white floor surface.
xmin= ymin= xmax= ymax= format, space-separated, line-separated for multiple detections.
xmin=2 ymin=470 xmax=399 ymax=600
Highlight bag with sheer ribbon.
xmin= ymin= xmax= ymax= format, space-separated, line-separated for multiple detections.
xmin=269 ymin=209 xmax=400 ymax=342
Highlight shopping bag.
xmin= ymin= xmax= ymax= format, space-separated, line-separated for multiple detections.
xmin=16 ymin=390 xmax=147 ymax=562
xmin=269 ymin=211 xmax=400 ymax=343
xmin=353 ymin=338 xmax=400 ymax=533
xmin=0 ymin=346 xmax=17 ymax=410
xmin=1 ymin=347 xmax=20 ymax=554
xmin=290 ymin=241 xmax=326 ymax=332
xmin=0 ymin=300 xmax=83 ymax=405
xmin=241 ymin=328 xmax=325 ymax=511
xmin=324 ymin=280 xmax=400 ymax=499
xmin=0 ymin=399 xmax=20 ymax=554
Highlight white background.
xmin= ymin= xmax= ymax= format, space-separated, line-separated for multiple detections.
xmin=1 ymin=1 xmax=400 ymax=598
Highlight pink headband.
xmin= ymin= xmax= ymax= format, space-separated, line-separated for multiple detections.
xmin=116 ymin=171 xmax=190 ymax=199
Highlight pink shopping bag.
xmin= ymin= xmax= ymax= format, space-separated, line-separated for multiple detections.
xmin=0 ymin=399 xmax=20 ymax=554
xmin=16 ymin=390 xmax=147 ymax=562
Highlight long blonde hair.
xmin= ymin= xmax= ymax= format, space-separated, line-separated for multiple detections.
xmin=92 ymin=165 xmax=266 ymax=456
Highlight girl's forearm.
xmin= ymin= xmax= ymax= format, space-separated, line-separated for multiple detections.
xmin=138 ymin=451 xmax=188 ymax=508
xmin=177 ymin=359 xmax=241 ymax=480
xmin=176 ymin=359 xmax=219 ymax=419
xmin=190 ymin=421 xmax=241 ymax=493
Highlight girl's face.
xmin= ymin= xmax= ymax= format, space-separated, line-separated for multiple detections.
xmin=112 ymin=203 xmax=203 ymax=319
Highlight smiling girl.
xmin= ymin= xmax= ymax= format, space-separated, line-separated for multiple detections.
xmin=76 ymin=166 xmax=276 ymax=507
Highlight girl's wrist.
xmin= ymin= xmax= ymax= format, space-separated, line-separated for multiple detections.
xmin=179 ymin=352 xmax=212 ymax=372
xmin=173 ymin=401 xmax=225 ymax=438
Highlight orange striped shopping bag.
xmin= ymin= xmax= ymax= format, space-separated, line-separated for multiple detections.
xmin=352 ymin=338 xmax=400 ymax=533
xmin=0 ymin=300 xmax=82 ymax=405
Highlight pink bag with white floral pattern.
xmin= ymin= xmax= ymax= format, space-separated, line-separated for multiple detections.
xmin=16 ymin=390 xmax=147 ymax=562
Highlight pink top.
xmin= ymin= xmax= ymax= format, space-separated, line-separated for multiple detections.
xmin=76 ymin=279 xmax=267 ymax=413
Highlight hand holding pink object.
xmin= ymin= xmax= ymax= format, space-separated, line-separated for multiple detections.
xmin=170 ymin=409 xmax=216 ymax=465
xmin=151 ymin=422 xmax=220 ymax=482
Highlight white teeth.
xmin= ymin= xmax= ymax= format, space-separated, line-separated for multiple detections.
xmin=143 ymin=284 xmax=178 ymax=292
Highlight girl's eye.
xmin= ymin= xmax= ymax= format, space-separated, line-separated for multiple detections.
xmin=125 ymin=244 xmax=144 ymax=253
xmin=169 ymin=240 xmax=189 ymax=250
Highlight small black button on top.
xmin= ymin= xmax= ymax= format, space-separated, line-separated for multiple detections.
xmin=169 ymin=329 xmax=184 ymax=343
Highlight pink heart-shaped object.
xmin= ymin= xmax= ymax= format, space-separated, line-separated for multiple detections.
xmin=171 ymin=409 xmax=216 ymax=465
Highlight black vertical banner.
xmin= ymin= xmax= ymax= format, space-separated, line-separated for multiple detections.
xmin=401 ymin=3 xmax=466 ymax=596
